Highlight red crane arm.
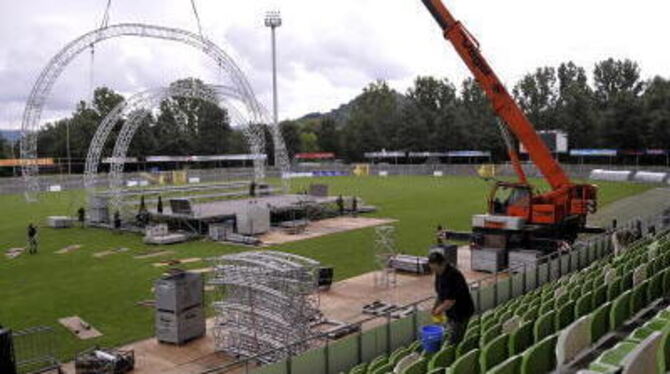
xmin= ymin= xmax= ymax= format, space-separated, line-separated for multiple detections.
xmin=420 ymin=0 xmax=571 ymax=190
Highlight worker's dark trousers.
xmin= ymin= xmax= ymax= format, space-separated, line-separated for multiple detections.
xmin=446 ymin=317 xmax=469 ymax=345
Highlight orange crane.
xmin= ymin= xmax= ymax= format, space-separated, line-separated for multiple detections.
xmin=420 ymin=0 xmax=599 ymax=269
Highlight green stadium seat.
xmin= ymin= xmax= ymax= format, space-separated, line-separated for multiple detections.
xmin=426 ymin=368 xmax=445 ymax=374
xmin=427 ymin=345 xmax=454 ymax=371
xmin=590 ymin=302 xmax=612 ymax=343
xmin=534 ymin=311 xmax=556 ymax=342
xmin=367 ymin=355 xmax=388 ymax=373
xmin=607 ymin=277 xmax=622 ymax=301
xmin=481 ymin=324 xmax=502 ymax=346
xmin=389 ymin=346 xmax=410 ymax=366
xmin=348 ymin=362 xmax=367 ymax=374
xmin=593 ymin=284 xmax=608 ymax=307
xmin=482 ymin=317 xmax=499 ymax=333
xmin=630 ymin=280 xmax=649 ymax=314
xmin=448 ymin=348 xmax=480 ymax=374
xmin=399 ymin=357 xmax=427 ymax=374
xmin=663 ymin=269 xmax=670 ymax=295
xmin=628 ymin=318 xmax=670 ymax=342
xmin=575 ymin=292 xmax=594 ymax=318
xmin=569 ymin=288 xmax=581 ymax=302
xmin=370 ymin=362 xmax=393 ymax=374
xmin=609 ymin=290 xmax=632 ymax=330
xmin=487 ymin=354 xmax=522 ymax=374
xmin=509 ymin=321 xmax=534 ymax=355
xmin=522 ymin=306 xmax=539 ymax=322
xmin=521 ymin=334 xmax=558 ymax=374
xmin=480 ymin=332 xmax=510 ymax=372
xmin=555 ymin=292 xmax=570 ymax=307
xmin=539 ymin=302 xmax=553 ymax=317
xmin=580 ymin=279 xmax=594 ymax=295
xmin=456 ymin=334 xmax=479 ymax=358
xmin=648 ymin=273 xmax=663 ymax=302
xmin=621 ymin=271 xmax=633 ymax=291
xmin=556 ymin=300 xmax=576 ymax=330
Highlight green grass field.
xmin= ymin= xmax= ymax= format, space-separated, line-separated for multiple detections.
xmin=0 ymin=175 xmax=652 ymax=361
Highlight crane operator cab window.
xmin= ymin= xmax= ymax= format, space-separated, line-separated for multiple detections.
xmin=491 ymin=185 xmax=531 ymax=215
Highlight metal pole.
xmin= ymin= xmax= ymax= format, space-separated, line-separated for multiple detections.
xmin=271 ymin=27 xmax=278 ymax=126
xmin=66 ymin=121 xmax=71 ymax=175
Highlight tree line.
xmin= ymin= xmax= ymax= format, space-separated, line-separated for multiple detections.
xmin=281 ymin=58 xmax=670 ymax=161
xmin=1 ymin=58 xmax=668 ymax=165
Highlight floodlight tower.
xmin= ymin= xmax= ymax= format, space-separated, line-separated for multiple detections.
xmin=264 ymin=10 xmax=281 ymax=127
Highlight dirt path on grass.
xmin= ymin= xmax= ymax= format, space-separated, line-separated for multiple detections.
xmin=590 ymin=187 xmax=670 ymax=227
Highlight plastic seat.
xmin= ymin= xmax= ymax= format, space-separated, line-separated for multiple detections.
xmin=534 ymin=311 xmax=556 ymax=342
xmin=487 ymin=354 xmax=521 ymax=374
xmin=456 ymin=334 xmax=479 ymax=358
xmin=448 ymin=348 xmax=480 ymax=374
xmin=480 ymin=332 xmax=510 ymax=372
xmin=556 ymin=300 xmax=576 ymax=330
xmin=522 ymin=306 xmax=539 ymax=322
xmin=630 ymin=280 xmax=648 ymax=315
xmin=509 ymin=320 xmax=534 ymax=355
xmin=593 ymin=284 xmax=608 ymax=307
xmin=521 ymin=334 xmax=558 ymax=374
xmin=610 ymin=290 xmax=632 ymax=330
xmin=556 ymin=315 xmax=592 ymax=367
xmin=481 ymin=324 xmax=502 ymax=346
xmin=663 ymin=269 xmax=670 ymax=295
xmin=389 ymin=346 xmax=410 ymax=366
xmin=370 ymin=362 xmax=393 ymax=374
xmin=399 ymin=357 xmax=426 ymax=374
xmin=367 ymin=355 xmax=388 ymax=373
xmin=575 ymin=292 xmax=594 ymax=318
xmin=538 ymin=302 xmax=553 ymax=317
xmin=427 ymin=345 xmax=454 ymax=372
xmin=590 ymin=302 xmax=612 ymax=343
xmin=648 ymin=273 xmax=663 ymax=302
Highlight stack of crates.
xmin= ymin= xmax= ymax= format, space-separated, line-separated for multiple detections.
xmin=154 ymin=271 xmax=206 ymax=344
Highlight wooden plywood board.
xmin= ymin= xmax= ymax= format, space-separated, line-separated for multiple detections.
xmin=58 ymin=316 xmax=102 ymax=340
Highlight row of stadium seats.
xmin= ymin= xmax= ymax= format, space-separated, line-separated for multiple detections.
xmin=340 ymin=231 xmax=670 ymax=374
xmin=581 ymin=306 xmax=670 ymax=373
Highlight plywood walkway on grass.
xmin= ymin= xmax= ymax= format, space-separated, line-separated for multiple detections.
xmin=260 ymin=216 xmax=397 ymax=245
xmin=60 ymin=245 xmax=497 ymax=374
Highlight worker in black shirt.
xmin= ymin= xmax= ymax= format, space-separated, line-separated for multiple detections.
xmin=428 ymin=250 xmax=474 ymax=345
xmin=27 ymin=223 xmax=38 ymax=254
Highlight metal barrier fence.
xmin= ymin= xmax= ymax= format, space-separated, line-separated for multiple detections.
xmin=12 ymin=326 xmax=61 ymax=374
xmin=198 ymin=211 xmax=667 ymax=374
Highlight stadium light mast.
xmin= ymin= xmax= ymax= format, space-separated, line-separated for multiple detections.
xmin=264 ymin=10 xmax=281 ymax=127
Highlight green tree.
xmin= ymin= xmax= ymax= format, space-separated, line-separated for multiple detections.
xmin=642 ymin=76 xmax=670 ymax=148
xmin=315 ymin=117 xmax=340 ymax=153
xmin=342 ymin=80 xmax=401 ymax=161
xmin=512 ymin=67 xmax=558 ymax=131
xmin=455 ymin=78 xmax=505 ymax=155
xmin=593 ymin=59 xmax=645 ymax=148
xmin=555 ymin=62 xmax=596 ymax=148
xmin=280 ymin=120 xmax=301 ymax=157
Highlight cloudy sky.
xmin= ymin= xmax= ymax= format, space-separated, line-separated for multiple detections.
xmin=1 ymin=0 xmax=669 ymax=130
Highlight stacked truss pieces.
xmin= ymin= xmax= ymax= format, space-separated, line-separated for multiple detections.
xmin=373 ymin=225 xmax=398 ymax=288
xmin=208 ymin=251 xmax=321 ymax=363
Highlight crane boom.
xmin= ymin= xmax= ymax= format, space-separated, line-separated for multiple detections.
xmin=420 ymin=0 xmax=570 ymax=190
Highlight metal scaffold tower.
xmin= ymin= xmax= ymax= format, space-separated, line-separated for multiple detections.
xmin=208 ymin=251 xmax=322 ymax=363
xmin=373 ymin=225 xmax=398 ymax=288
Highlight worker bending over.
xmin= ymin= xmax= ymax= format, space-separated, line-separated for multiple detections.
xmin=428 ymin=250 xmax=474 ymax=345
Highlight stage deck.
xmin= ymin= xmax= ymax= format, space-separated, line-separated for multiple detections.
xmin=151 ymin=194 xmax=337 ymax=220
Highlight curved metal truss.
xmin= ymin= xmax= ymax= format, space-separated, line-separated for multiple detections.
xmin=20 ymin=23 xmax=290 ymax=201
xmin=88 ymin=81 xmax=270 ymax=213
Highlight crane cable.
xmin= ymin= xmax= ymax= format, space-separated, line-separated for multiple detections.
xmin=190 ymin=0 xmax=205 ymax=40
xmin=89 ymin=0 xmax=112 ymax=102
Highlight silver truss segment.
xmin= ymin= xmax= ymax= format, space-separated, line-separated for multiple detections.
xmin=87 ymin=82 xmax=270 ymax=215
xmin=20 ymin=23 xmax=290 ymax=201
xmin=208 ymin=251 xmax=322 ymax=363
